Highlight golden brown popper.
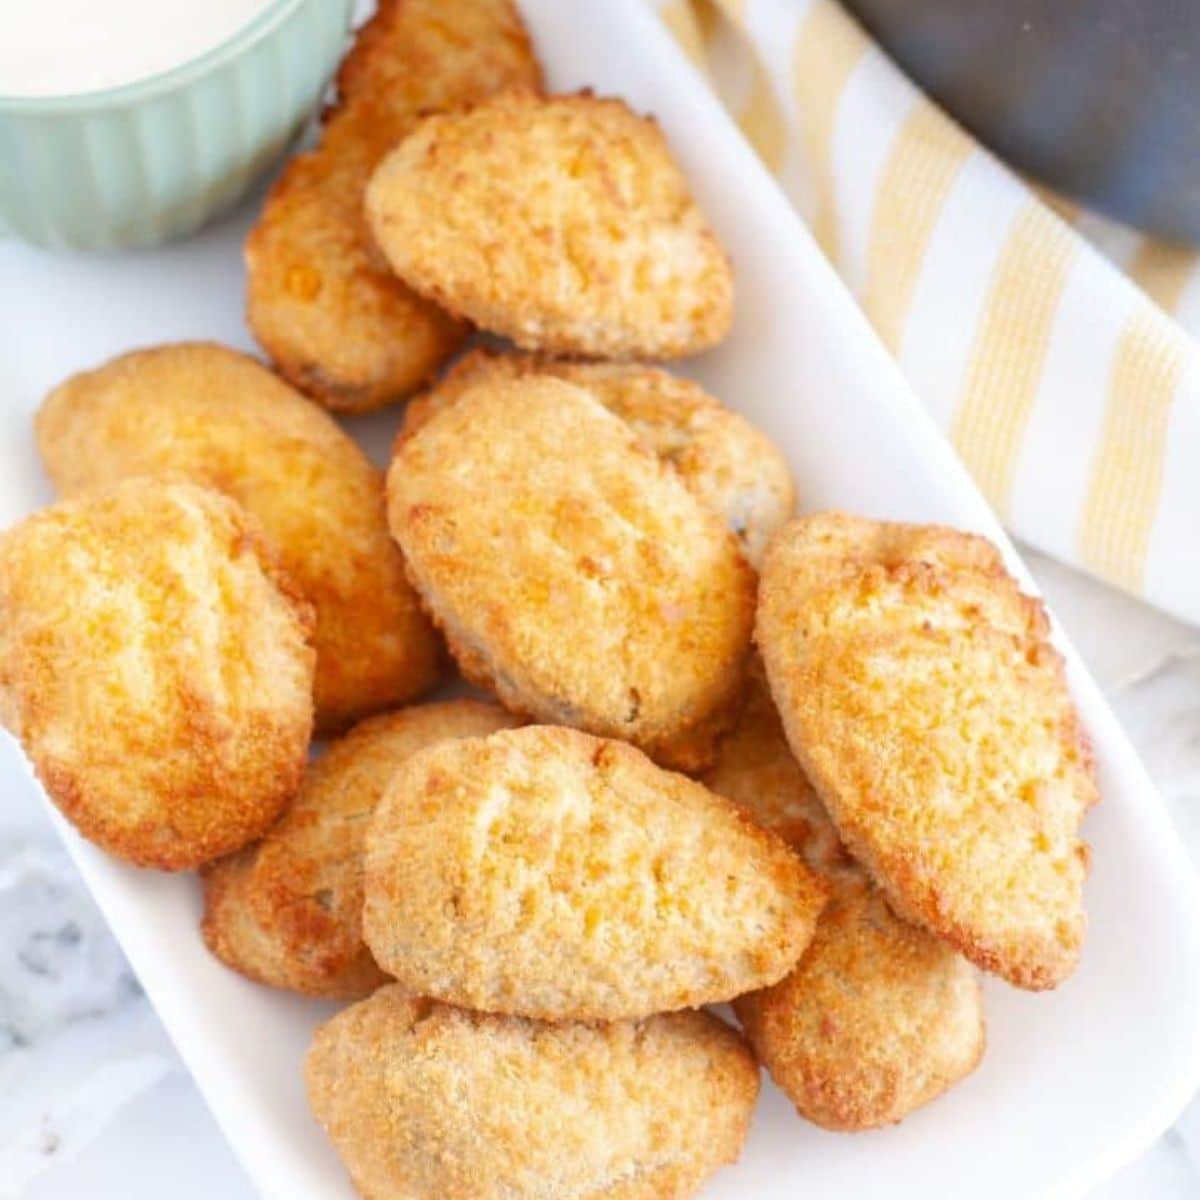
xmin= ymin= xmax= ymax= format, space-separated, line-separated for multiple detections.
xmin=757 ymin=512 xmax=1097 ymax=991
xmin=202 ymin=700 xmax=520 ymax=999
xmin=37 ymin=342 xmax=440 ymax=734
xmin=388 ymin=372 xmax=757 ymax=769
xmin=707 ymin=672 xmax=985 ymax=1130
xmin=363 ymin=725 xmax=826 ymax=1020
xmin=0 ymin=478 xmax=315 ymax=870
xmin=245 ymin=0 xmax=542 ymax=412
xmin=366 ymin=91 xmax=734 ymax=360
xmin=307 ymin=986 xmax=760 ymax=1200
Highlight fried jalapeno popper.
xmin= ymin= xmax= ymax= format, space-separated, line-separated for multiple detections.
xmin=362 ymin=726 xmax=826 ymax=1021
xmin=366 ymin=91 xmax=734 ymax=361
xmin=388 ymin=373 xmax=757 ymax=768
xmin=0 ymin=479 xmax=315 ymax=870
xmin=757 ymin=513 xmax=1097 ymax=991
xmin=707 ymin=672 xmax=985 ymax=1130
xmin=307 ymin=986 xmax=759 ymax=1200
xmin=37 ymin=343 xmax=440 ymax=733
xmin=245 ymin=0 xmax=542 ymax=412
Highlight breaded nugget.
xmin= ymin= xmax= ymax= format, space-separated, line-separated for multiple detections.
xmin=736 ymin=887 xmax=985 ymax=1132
xmin=201 ymin=700 xmax=520 ymax=998
xmin=245 ymin=0 xmax=542 ymax=412
xmin=387 ymin=375 xmax=756 ymax=767
xmin=37 ymin=343 xmax=440 ymax=734
xmin=406 ymin=349 xmax=794 ymax=565
xmin=362 ymin=725 xmax=826 ymax=1020
xmin=707 ymin=674 xmax=985 ymax=1130
xmin=757 ymin=513 xmax=1097 ymax=990
xmin=0 ymin=479 xmax=315 ymax=870
xmin=366 ymin=91 xmax=734 ymax=360
xmin=307 ymin=985 xmax=758 ymax=1200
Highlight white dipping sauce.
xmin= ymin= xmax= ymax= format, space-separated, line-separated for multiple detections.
xmin=0 ymin=0 xmax=277 ymax=97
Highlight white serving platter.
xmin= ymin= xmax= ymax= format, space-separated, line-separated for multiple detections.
xmin=2 ymin=1 xmax=1199 ymax=1197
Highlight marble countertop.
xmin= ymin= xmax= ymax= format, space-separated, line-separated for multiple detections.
xmin=2 ymin=546 xmax=1198 ymax=1200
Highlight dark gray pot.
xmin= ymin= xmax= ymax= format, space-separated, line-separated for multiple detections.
xmin=843 ymin=0 xmax=1200 ymax=243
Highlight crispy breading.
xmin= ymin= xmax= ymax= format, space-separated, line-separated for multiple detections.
xmin=365 ymin=91 xmax=734 ymax=360
xmin=307 ymin=985 xmax=759 ymax=1200
xmin=707 ymin=673 xmax=985 ymax=1130
xmin=406 ymin=349 xmax=794 ymax=565
xmin=774 ymin=510 xmax=1008 ymax=580
xmin=201 ymin=700 xmax=520 ymax=998
xmin=36 ymin=343 xmax=440 ymax=734
xmin=735 ymin=886 xmax=985 ymax=1132
xmin=244 ymin=0 xmax=542 ymax=412
xmin=387 ymin=374 xmax=756 ymax=767
xmin=0 ymin=479 xmax=315 ymax=870
xmin=757 ymin=513 xmax=1097 ymax=990
xmin=704 ymin=667 xmax=866 ymax=885
xmin=362 ymin=725 xmax=826 ymax=1021
xmin=769 ymin=511 xmax=1044 ymax=643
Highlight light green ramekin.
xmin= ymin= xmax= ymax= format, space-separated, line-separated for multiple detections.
xmin=0 ymin=0 xmax=354 ymax=251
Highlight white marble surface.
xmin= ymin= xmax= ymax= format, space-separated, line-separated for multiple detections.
xmin=1 ymin=547 xmax=1198 ymax=1199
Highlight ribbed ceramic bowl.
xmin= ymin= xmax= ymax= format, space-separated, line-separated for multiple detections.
xmin=0 ymin=0 xmax=353 ymax=250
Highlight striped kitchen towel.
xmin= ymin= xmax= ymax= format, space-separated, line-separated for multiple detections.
xmin=654 ymin=0 xmax=1200 ymax=627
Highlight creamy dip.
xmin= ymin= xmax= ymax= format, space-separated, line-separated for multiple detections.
xmin=0 ymin=0 xmax=277 ymax=97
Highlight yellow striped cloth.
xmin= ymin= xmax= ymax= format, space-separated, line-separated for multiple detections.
xmin=655 ymin=0 xmax=1200 ymax=627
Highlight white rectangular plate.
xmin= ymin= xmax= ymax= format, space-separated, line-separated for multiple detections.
xmin=1 ymin=2 xmax=1199 ymax=1197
